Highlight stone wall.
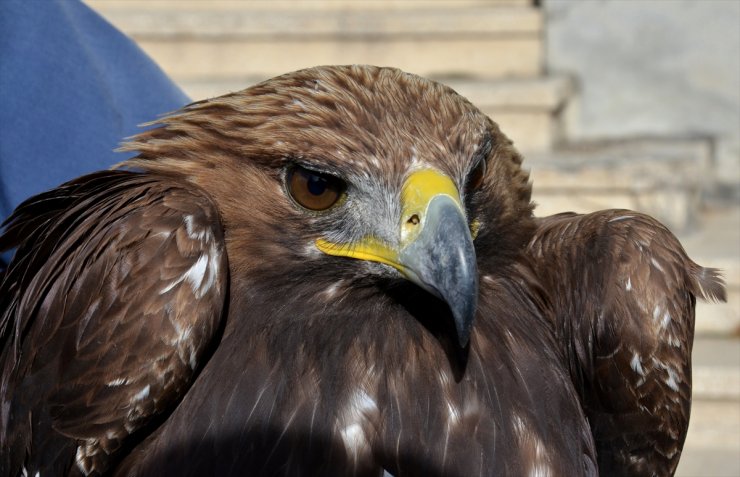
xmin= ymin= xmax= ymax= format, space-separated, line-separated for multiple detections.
xmin=544 ymin=0 xmax=740 ymax=197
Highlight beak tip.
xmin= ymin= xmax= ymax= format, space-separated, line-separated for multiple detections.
xmin=452 ymin=298 xmax=477 ymax=348
xmin=457 ymin=330 xmax=471 ymax=348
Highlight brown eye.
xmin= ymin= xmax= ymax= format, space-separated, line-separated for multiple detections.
xmin=466 ymin=158 xmax=487 ymax=193
xmin=287 ymin=166 xmax=345 ymax=211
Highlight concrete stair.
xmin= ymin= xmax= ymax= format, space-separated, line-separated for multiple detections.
xmin=89 ymin=1 xmax=543 ymax=80
xmin=527 ymin=137 xmax=714 ymax=232
xmin=677 ymin=336 xmax=740 ymax=477
xmin=89 ymin=0 xmax=565 ymax=154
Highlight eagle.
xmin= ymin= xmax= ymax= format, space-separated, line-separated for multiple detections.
xmin=0 ymin=65 xmax=726 ymax=477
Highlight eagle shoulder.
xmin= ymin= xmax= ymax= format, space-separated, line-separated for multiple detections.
xmin=528 ymin=209 xmax=726 ymax=476
xmin=0 ymin=171 xmax=227 ymax=476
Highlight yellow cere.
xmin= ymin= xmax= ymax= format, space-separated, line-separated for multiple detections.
xmin=470 ymin=219 xmax=481 ymax=239
xmin=315 ymin=237 xmax=407 ymax=273
xmin=400 ymin=169 xmax=463 ymax=244
xmin=314 ymin=168 xmax=466 ymax=273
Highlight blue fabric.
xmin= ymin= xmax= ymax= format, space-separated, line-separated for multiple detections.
xmin=0 ymin=0 xmax=190 ymax=267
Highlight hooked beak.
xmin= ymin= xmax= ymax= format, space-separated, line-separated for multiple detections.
xmin=316 ymin=169 xmax=478 ymax=347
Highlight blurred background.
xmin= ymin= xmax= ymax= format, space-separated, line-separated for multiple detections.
xmin=85 ymin=1 xmax=739 ymax=474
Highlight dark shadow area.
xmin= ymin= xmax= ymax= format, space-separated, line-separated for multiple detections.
xmin=380 ymin=281 xmax=469 ymax=382
xmin=112 ymin=425 xmax=469 ymax=477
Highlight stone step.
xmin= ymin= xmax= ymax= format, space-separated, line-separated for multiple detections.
xmin=676 ymin=399 xmax=740 ymax=477
xmin=692 ymin=337 xmax=740 ymax=400
xmin=88 ymin=3 xmax=543 ymax=81
xmin=527 ymin=137 xmax=714 ymax=232
xmin=88 ymin=0 xmax=533 ymax=11
xmin=674 ymin=339 xmax=739 ymax=476
xmin=178 ymin=75 xmax=574 ymax=153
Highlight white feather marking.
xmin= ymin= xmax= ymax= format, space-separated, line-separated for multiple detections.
xmin=322 ymin=280 xmax=344 ymax=299
xmin=609 ymin=215 xmax=635 ymax=223
xmin=652 ymin=359 xmax=682 ymax=392
xmin=442 ymin=416 xmax=451 ymax=467
xmin=665 ymin=367 xmax=680 ymax=392
xmin=195 ymin=245 xmax=220 ymax=299
xmin=159 ymin=278 xmax=180 ymax=295
xmin=160 ymin=250 xmax=216 ymax=298
xmin=169 ymin=320 xmax=196 ymax=368
xmin=184 ymin=215 xmax=210 ymax=242
xmin=133 ymin=385 xmax=150 ymax=402
xmin=76 ymin=439 xmax=101 ymax=475
xmin=511 ymin=413 xmax=553 ymax=476
xmin=21 ymin=467 xmax=28 ymax=477
xmin=446 ymin=400 xmax=460 ymax=426
xmin=339 ymin=389 xmax=378 ymax=459
xmin=438 ymin=370 xmax=453 ymax=387
xmin=653 ymin=305 xmax=663 ymax=322
xmin=626 ymin=277 xmax=632 ymax=291
xmin=107 ymin=377 xmax=129 ymax=387
xmin=511 ymin=413 xmax=527 ymax=437
xmin=340 ymin=424 xmax=366 ymax=457
xmin=650 ymin=257 xmax=665 ymax=273
xmin=529 ymin=438 xmax=553 ymax=477
xmin=245 ymin=384 xmax=270 ymax=424
xmin=303 ymin=242 xmax=322 ymax=258
xmin=291 ymin=98 xmax=306 ymax=110
xmin=661 ymin=311 xmax=672 ymax=330
xmin=184 ymin=255 xmax=208 ymax=294
xmin=76 ymin=446 xmax=86 ymax=465
xmin=176 ymin=323 xmax=192 ymax=343
xmin=409 ymin=146 xmax=422 ymax=168
xmin=34 ymin=472 xmax=39 ymax=477
xmin=630 ymin=353 xmax=646 ymax=377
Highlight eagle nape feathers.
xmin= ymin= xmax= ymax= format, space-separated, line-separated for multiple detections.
xmin=0 ymin=65 xmax=726 ymax=477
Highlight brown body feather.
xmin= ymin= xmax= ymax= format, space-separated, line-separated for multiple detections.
xmin=529 ymin=211 xmax=724 ymax=476
xmin=0 ymin=172 xmax=226 ymax=475
xmin=0 ymin=66 xmax=725 ymax=476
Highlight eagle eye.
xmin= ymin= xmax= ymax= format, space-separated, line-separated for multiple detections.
xmin=466 ymin=157 xmax=487 ymax=194
xmin=287 ymin=165 xmax=345 ymax=211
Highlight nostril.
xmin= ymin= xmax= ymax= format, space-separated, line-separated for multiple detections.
xmin=407 ymin=214 xmax=420 ymax=225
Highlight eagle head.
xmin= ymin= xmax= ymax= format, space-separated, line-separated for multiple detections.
xmin=121 ymin=65 xmax=535 ymax=348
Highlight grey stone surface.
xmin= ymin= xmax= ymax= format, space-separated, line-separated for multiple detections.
xmin=676 ymin=399 xmax=740 ymax=477
xmin=544 ymin=0 xmax=740 ymax=196
xmin=527 ymin=137 xmax=713 ymax=231
xmin=692 ymin=337 xmax=740 ymax=400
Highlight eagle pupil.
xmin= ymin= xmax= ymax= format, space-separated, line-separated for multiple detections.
xmin=286 ymin=165 xmax=345 ymax=211
xmin=307 ymin=175 xmax=327 ymax=196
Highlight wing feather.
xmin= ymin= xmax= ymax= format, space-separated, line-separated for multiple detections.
xmin=529 ymin=210 xmax=726 ymax=476
xmin=0 ymin=171 xmax=227 ymax=476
